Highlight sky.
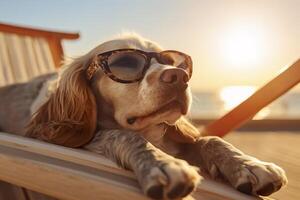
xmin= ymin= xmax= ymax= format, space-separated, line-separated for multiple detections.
xmin=1 ymin=0 xmax=299 ymax=92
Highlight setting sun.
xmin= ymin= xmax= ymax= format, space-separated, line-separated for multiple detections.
xmin=219 ymin=24 xmax=267 ymax=68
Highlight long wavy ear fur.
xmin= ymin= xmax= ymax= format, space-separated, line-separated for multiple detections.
xmin=26 ymin=58 xmax=97 ymax=147
xmin=166 ymin=117 xmax=201 ymax=143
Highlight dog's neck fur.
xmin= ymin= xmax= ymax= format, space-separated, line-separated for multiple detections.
xmin=90 ymin=77 xmax=179 ymax=154
xmin=91 ymin=82 xmax=180 ymax=155
xmin=95 ymin=94 xmax=121 ymax=130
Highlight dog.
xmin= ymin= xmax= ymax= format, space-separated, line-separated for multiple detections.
xmin=0 ymin=33 xmax=287 ymax=199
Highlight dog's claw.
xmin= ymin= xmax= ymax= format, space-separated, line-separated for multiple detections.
xmin=237 ymin=182 xmax=252 ymax=195
xmin=142 ymin=159 xmax=201 ymax=199
xmin=147 ymin=185 xmax=164 ymax=199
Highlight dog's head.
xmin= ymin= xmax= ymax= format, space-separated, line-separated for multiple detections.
xmin=27 ymin=33 xmax=199 ymax=147
xmin=90 ymin=34 xmax=192 ymax=130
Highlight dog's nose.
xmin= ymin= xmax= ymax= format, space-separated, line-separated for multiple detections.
xmin=160 ymin=68 xmax=189 ymax=86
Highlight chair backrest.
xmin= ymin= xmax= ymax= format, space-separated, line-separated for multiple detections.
xmin=0 ymin=23 xmax=79 ymax=86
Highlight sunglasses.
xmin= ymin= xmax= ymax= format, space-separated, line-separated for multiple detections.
xmin=86 ymin=49 xmax=193 ymax=83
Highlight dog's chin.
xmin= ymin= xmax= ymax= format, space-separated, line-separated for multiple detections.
xmin=122 ymin=101 xmax=188 ymax=130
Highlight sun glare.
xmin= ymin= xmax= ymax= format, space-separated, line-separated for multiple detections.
xmin=220 ymin=86 xmax=256 ymax=110
xmin=219 ymin=86 xmax=271 ymax=119
xmin=219 ymin=25 xmax=266 ymax=68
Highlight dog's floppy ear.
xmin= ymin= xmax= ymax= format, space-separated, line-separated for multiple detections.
xmin=165 ymin=117 xmax=201 ymax=143
xmin=26 ymin=57 xmax=97 ymax=147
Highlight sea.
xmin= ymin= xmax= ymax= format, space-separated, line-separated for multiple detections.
xmin=189 ymin=90 xmax=300 ymax=119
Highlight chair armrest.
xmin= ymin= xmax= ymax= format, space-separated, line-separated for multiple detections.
xmin=0 ymin=132 xmax=261 ymax=200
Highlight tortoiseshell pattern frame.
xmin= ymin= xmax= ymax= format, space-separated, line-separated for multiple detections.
xmin=86 ymin=49 xmax=193 ymax=83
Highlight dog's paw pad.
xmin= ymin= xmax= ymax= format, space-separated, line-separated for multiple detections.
xmin=257 ymin=183 xmax=276 ymax=196
xmin=147 ymin=185 xmax=164 ymax=199
xmin=233 ymin=161 xmax=287 ymax=196
xmin=237 ymin=182 xmax=252 ymax=195
xmin=167 ymin=182 xmax=186 ymax=199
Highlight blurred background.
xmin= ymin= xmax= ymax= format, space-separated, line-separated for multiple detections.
xmin=0 ymin=0 xmax=299 ymax=199
xmin=0 ymin=0 xmax=300 ymax=119
xmin=1 ymin=0 xmax=299 ymax=120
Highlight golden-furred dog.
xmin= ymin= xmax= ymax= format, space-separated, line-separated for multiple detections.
xmin=0 ymin=33 xmax=287 ymax=199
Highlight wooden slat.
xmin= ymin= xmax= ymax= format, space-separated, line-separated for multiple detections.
xmin=0 ymin=145 xmax=146 ymax=200
xmin=0 ymin=32 xmax=15 ymax=85
xmin=33 ymin=37 xmax=56 ymax=73
xmin=23 ymin=36 xmax=41 ymax=77
xmin=0 ymin=22 xmax=79 ymax=69
xmin=38 ymin=37 xmax=56 ymax=72
xmin=203 ymin=59 xmax=300 ymax=137
xmin=0 ymin=132 xmax=259 ymax=200
xmin=0 ymin=33 xmax=15 ymax=84
xmin=5 ymin=33 xmax=29 ymax=82
xmin=0 ymin=23 xmax=79 ymax=40
xmin=47 ymin=36 xmax=64 ymax=68
xmin=0 ymin=32 xmax=57 ymax=85
xmin=0 ymin=132 xmax=134 ymax=179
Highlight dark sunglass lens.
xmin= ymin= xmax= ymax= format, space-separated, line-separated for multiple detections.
xmin=108 ymin=51 xmax=146 ymax=81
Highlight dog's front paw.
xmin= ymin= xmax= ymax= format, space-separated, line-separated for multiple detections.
xmin=232 ymin=159 xmax=288 ymax=196
xmin=142 ymin=159 xmax=201 ymax=199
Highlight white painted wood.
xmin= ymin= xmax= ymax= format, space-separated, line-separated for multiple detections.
xmin=0 ymin=132 xmax=260 ymax=200
xmin=5 ymin=34 xmax=28 ymax=82
xmin=0 ymin=32 xmax=56 ymax=86
xmin=37 ymin=37 xmax=55 ymax=73
xmin=0 ymin=32 xmax=14 ymax=85
xmin=23 ymin=36 xmax=40 ymax=77
xmin=0 ymin=145 xmax=147 ymax=200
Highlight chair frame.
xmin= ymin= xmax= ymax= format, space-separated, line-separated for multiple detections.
xmin=0 ymin=23 xmax=79 ymax=68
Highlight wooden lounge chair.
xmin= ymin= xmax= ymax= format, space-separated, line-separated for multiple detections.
xmin=1 ymin=22 xmax=299 ymax=200
xmin=0 ymin=23 xmax=79 ymax=86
